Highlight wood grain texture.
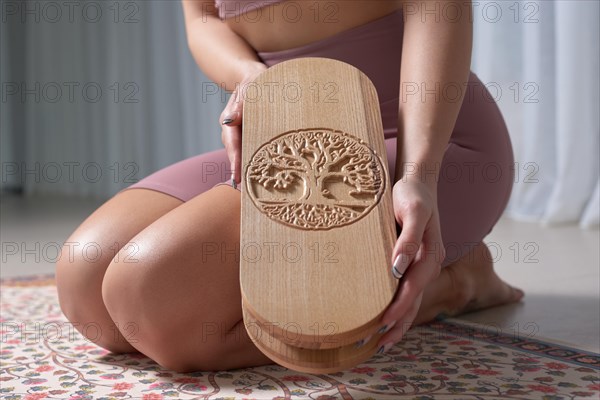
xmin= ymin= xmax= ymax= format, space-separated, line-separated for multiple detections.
xmin=240 ymin=58 xmax=398 ymax=370
xmin=242 ymin=299 xmax=387 ymax=374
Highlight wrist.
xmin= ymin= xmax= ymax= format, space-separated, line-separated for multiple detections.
xmin=394 ymin=161 xmax=440 ymax=192
xmin=239 ymin=60 xmax=267 ymax=82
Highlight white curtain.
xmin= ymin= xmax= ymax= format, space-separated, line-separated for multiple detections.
xmin=1 ymin=0 xmax=225 ymax=198
xmin=471 ymin=0 xmax=599 ymax=228
xmin=2 ymin=1 xmax=598 ymax=228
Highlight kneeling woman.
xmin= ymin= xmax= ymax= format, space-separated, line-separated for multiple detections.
xmin=55 ymin=0 xmax=523 ymax=372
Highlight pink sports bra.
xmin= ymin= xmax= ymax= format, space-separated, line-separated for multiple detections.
xmin=215 ymin=0 xmax=286 ymax=19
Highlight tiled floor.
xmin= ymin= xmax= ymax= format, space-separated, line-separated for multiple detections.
xmin=1 ymin=194 xmax=599 ymax=353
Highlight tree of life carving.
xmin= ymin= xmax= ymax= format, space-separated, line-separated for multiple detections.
xmin=245 ymin=128 xmax=385 ymax=230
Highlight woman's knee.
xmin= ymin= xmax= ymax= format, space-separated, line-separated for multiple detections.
xmin=55 ymin=234 xmax=138 ymax=353
xmin=100 ymin=236 xmax=182 ymax=347
xmin=57 ymin=190 xmax=181 ymax=322
xmin=101 ymin=188 xmax=244 ymax=368
xmin=101 ymin=256 xmax=233 ymax=371
xmin=101 ymin=229 xmax=245 ymax=369
xmin=55 ymin=232 xmax=116 ymax=324
xmin=100 ymin=255 xmax=140 ymax=327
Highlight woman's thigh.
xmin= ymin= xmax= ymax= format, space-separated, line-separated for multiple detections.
xmin=437 ymin=73 xmax=515 ymax=266
xmin=56 ymin=147 xmax=232 ymax=351
xmin=384 ymin=74 xmax=515 ymax=268
xmin=121 ymin=148 xmax=234 ymax=202
xmin=101 ymin=185 xmax=270 ymax=371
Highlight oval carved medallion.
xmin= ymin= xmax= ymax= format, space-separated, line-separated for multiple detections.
xmin=245 ymin=128 xmax=386 ymax=230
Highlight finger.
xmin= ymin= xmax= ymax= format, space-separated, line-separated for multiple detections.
xmin=221 ymin=87 xmax=245 ymax=126
xmin=383 ymin=234 xmax=443 ymax=323
xmin=221 ymin=125 xmax=242 ymax=183
xmin=380 ymin=230 xmax=444 ymax=332
xmin=390 ymin=212 xmax=427 ymax=279
xmin=382 ymin=254 xmax=430 ymax=325
xmin=233 ymin=141 xmax=242 ymax=186
xmin=390 ymin=194 xmax=432 ymax=275
xmin=377 ymin=293 xmax=422 ymax=350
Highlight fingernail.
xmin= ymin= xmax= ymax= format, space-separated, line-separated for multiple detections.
xmin=222 ymin=113 xmax=236 ymax=124
xmin=435 ymin=312 xmax=450 ymax=320
xmin=392 ymin=254 xmax=408 ymax=279
xmin=354 ymin=334 xmax=372 ymax=348
xmin=232 ymin=178 xmax=237 ymax=190
xmin=378 ymin=320 xmax=396 ymax=334
xmin=377 ymin=342 xmax=394 ymax=354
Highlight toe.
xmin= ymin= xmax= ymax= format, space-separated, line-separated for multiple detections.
xmin=511 ymin=286 xmax=525 ymax=302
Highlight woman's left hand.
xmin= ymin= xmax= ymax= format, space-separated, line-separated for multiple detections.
xmin=375 ymin=176 xmax=446 ymax=353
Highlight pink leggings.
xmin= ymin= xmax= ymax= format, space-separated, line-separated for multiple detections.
xmin=120 ymin=9 xmax=514 ymax=267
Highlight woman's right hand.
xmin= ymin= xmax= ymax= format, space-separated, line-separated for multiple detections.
xmin=220 ymin=62 xmax=268 ymax=186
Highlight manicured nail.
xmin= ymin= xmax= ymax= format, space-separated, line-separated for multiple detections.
xmin=232 ymin=178 xmax=237 ymax=190
xmin=435 ymin=312 xmax=450 ymax=320
xmin=378 ymin=320 xmax=396 ymax=334
xmin=354 ymin=334 xmax=372 ymax=348
xmin=377 ymin=342 xmax=394 ymax=354
xmin=392 ymin=253 xmax=408 ymax=279
xmin=222 ymin=113 xmax=237 ymax=124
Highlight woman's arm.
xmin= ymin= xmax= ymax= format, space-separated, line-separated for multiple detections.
xmin=181 ymin=0 xmax=266 ymax=90
xmin=182 ymin=0 xmax=268 ymax=183
xmin=377 ymin=1 xmax=473 ymax=352
xmin=395 ymin=0 xmax=473 ymax=186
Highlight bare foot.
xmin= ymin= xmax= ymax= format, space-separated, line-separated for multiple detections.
xmin=415 ymin=241 xmax=524 ymax=324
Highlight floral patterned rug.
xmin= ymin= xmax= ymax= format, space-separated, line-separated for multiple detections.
xmin=1 ymin=274 xmax=598 ymax=400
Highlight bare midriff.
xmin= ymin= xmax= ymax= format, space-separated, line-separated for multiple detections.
xmin=222 ymin=0 xmax=404 ymax=52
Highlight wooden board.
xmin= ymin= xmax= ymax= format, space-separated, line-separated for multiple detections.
xmin=240 ymin=57 xmax=398 ymax=369
xmin=242 ymin=299 xmax=386 ymax=374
